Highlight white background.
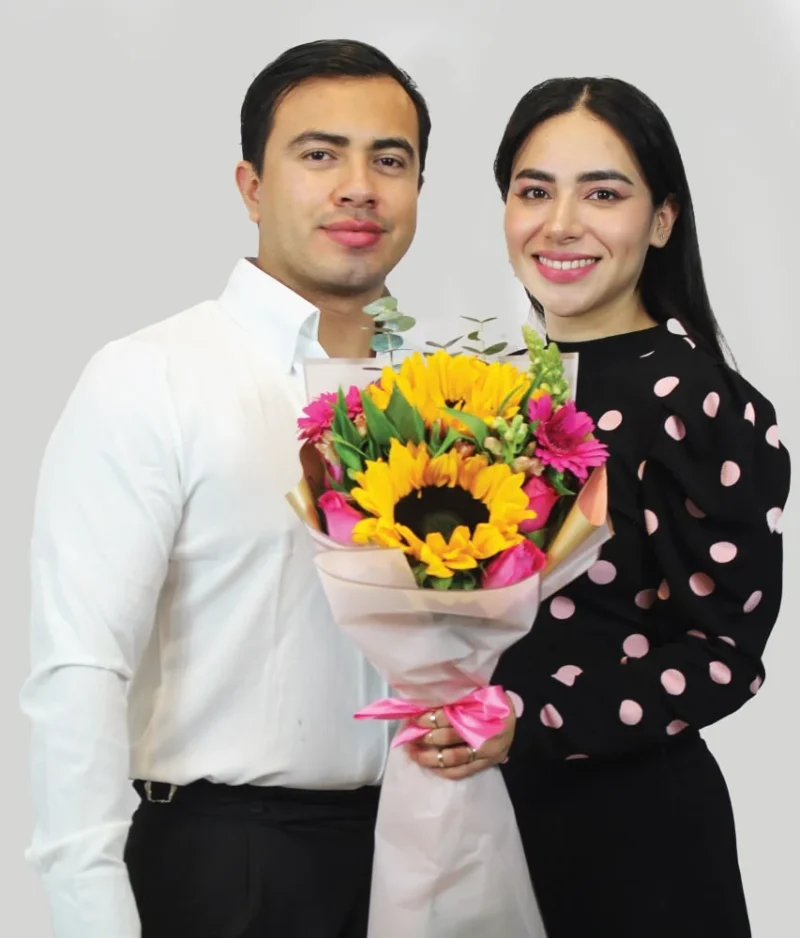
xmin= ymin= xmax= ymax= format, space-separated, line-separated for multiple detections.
xmin=1 ymin=1 xmax=797 ymax=934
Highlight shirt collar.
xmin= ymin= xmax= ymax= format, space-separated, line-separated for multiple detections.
xmin=218 ymin=258 xmax=322 ymax=373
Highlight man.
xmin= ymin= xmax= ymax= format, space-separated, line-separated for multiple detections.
xmin=21 ymin=39 xmax=430 ymax=938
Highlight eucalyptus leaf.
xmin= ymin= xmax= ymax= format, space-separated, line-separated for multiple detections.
xmin=391 ymin=315 xmax=416 ymax=332
xmin=442 ymin=336 xmax=463 ymax=348
xmin=425 ymin=340 xmax=444 ymax=348
xmin=363 ymin=297 xmax=398 ymax=317
xmin=461 ymin=346 xmax=483 ymax=355
xmin=460 ymin=316 xmax=482 ymax=323
xmin=480 ymin=317 xmax=498 ymax=324
xmin=372 ymin=308 xmax=403 ymax=323
xmin=467 ymin=331 xmax=480 ymax=341
xmin=484 ymin=341 xmax=509 ymax=355
xmin=371 ymin=332 xmax=403 ymax=354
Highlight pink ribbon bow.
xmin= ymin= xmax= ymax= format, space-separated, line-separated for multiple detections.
xmin=355 ymin=685 xmax=513 ymax=752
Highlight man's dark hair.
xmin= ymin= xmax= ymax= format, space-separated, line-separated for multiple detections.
xmin=241 ymin=39 xmax=431 ymax=183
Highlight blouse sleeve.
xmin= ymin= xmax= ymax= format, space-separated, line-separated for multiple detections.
xmin=507 ymin=366 xmax=791 ymax=762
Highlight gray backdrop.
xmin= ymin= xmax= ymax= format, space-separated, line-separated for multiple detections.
xmin=2 ymin=1 xmax=797 ymax=934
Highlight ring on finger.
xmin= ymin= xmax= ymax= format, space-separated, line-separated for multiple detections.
xmin=436 ymin=748 xmax=445 ymax=769
xmin=428 ymin=712 xmax=439 ymax=729
xmin=467 ymin=747 xmax=478 ymax=764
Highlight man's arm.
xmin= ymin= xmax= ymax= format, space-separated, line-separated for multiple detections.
xmin=20 ymin=338 xmax=183 ymax=938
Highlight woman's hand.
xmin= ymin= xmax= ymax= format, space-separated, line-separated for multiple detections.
xmin=405 ymin=697 xmax=516 ymax=781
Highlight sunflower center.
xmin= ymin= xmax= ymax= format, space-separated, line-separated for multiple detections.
xmin=444 ymin=398 xmax=466 ymax=408
xmin=395 ymin=486 xmax=489 ymax=542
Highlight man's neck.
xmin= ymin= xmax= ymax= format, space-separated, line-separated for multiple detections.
xmin=250 ymin=257 xmax=385 ymax=359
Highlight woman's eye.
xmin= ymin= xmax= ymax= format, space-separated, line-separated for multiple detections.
xmin=588 ymin=189 xmax=621 ymax=201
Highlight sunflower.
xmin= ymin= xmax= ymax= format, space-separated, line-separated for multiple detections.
xmin=366 ymin=350 xmax=530 ymax=433
xmin=349 ymin=438 xmax=535 ymax=580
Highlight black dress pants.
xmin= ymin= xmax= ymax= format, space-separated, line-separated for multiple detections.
xmin=124 ymin=780 xmax=379 ymax=938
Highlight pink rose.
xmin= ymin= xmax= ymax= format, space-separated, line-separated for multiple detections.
xmin=519 ymin=476 xmax=559 ymax=533
xmin=318 ymin=491 xmax=365 ymax=544
xmin=482 ymin=539 xmax=547 ymax=589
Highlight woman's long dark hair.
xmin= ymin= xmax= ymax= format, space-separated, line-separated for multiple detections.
xmin=494 ymin=77 xmax=730 ymax=364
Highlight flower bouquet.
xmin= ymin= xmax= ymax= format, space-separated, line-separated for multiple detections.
xmin=286 ymin=324 xmax=612 ymax=938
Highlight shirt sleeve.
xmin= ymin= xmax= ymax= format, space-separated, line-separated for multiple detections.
xmin=20 ymin=338 xmax=183 ymax=938
xmin=507 ymin=366 xmax=790 ymax=762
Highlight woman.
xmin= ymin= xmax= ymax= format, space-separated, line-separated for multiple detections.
xmin=416 ymin=78 xmax=791 ymax=936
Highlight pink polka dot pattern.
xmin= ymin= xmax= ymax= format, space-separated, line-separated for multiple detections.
xmin=588 ymin=560 xmax=617 ymax=585
xmin=719 ymin=636 xmax=736 ymax=647
xmin=665 ymin=415 xmax=686 ymax=440
xmin=635 ymin=589 xmax=657 ymax=610
xmin=767 ymin=507 xmax=783 ymax=533
xmin=550 ymin=596 xmax=576 ymax=620
xmin=743 ymin=591 xmax=762 ymax=613
xmin=709 ymin=661 xmax=732 ymax=684
xmin=640 ymin=350 xmax=655 ymax=359
xmin=689 ymin=573 xmax=715 ymax=596
xmin=552 ymin=665 xmax=583 ymax=687
xmin=687 ymin=629 xmax=707 ymax=639
xmin=709 ymin=541 xmax=737 ymax=563
xmin=623 ymin=634 xmax=650 ymax=658
xmin=619 ymin=700 xmax=643 ymax=725
xmin=750 ymin=676 xmax=762 ymax=695
xmin=644 ymin=510 xmax=659 ymax=535
xmin=684 ymin=337 xmax=697 ymax=349
xmin=766 ymin=425 xmax=780 ymax=448
xmin=661 ymin=669 xmax=687 ymax=695
xmin=744 ymin=402 xmax=756 ymax=424
xmin=540 ymin=704 xmax=563 ymax=729
xmin=666 ymin=318 xmax=687 ymax=335
xmin=658 ymin=580 xmax=670 ymax=601
xmin=720 ymin=461 xmax=741 ymax=487
xmin=654 ymin=376 xmax=680 ymax=397
xmin=685 ymin=498 xmax=706 ymax=518
xmin=666 ymin=720 xmax=689 ymax=736
xmin=598 ymin=409 xmax=623 ymax=431
xmin=638 ymin=460 xmax=647 ymax=480
xmin=703 ymin=392 xmax=720 ymax=417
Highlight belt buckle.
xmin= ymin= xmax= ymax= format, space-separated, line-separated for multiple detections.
xmin=144 ymin=781 xmax=178 ymax=804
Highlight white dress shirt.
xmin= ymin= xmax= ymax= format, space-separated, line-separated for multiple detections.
xmin=20 ymin=259 xmax=391 ymax=938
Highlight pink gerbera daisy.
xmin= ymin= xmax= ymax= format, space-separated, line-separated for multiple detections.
xmin=298 ymin=386 xmax=363 ymax=443
xmin=528 ymin=394 xmax=608 ymax=481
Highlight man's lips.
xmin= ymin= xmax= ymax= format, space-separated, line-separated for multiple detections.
xmin=322 ymin=220 xmax=385 ymax=248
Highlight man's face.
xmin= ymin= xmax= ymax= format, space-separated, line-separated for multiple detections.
xmin=241 ymin=75 xmax=421 ymax=299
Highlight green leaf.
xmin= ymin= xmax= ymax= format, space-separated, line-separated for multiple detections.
xmin=467 ymin=331 xmax=480 ymax=341
xmin=479 ymin=317 xmax=498 ymax=324
xmin=483 ymin=341 xmax=509 ymax=355
xmin=441 ymin=407 xmax=488 ymax=445
xmin=428 ymin=576 xmax=454 ymax=591
xmin=385 ymin=386 xmax=424 ymax=444
xmin=371 ymin=332 xmax=403 ymax=354
xmin=525 ymin=529 xmax=548 ymax=548
xmin=496 ymin=382 xmax=527 ymax=416
xmin=391 ymin=315 xmax=416 ymax=332
xmin=442 ymin=335 xmax=463 ymax=348
xmin=461 ymin=346 xmax=483 ymax=354
xmin=363 ymin=297 xmax=398 ymax=317
xmin=547 ymin=469 xmax=575 ymax=496
xmin=433 ymin=425 xmax=466 ymax=457
xmin=330 ymin=436 xmax=365 ymax=473
xmin=372 ymin=308 xmax=402 ymax=323
xmin=332 ymin=389 xmax=363 ymax=449
xmin=359 ymin=390 xmax=397 ymax=448
xmin=425 ymin=340 xmax=444 ymax=348
xmin=460 ymin=316 xmax=482 ymax=323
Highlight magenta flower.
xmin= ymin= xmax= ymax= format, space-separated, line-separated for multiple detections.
xmin=482 ymin=539 xmax=547 ymax=589
xmin=298 ymin=386 xmax=363 ymax=442
xmin=318 ymin=491 xmax=365 ymax=544
xmin=519 ymin=476 xmax=560 ymax=533
xmin=528 ymin=394 xmax=608 ymax=482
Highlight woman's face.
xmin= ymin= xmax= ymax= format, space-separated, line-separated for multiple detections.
xmin=504 ymin=108 xmax=676 ymax=338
